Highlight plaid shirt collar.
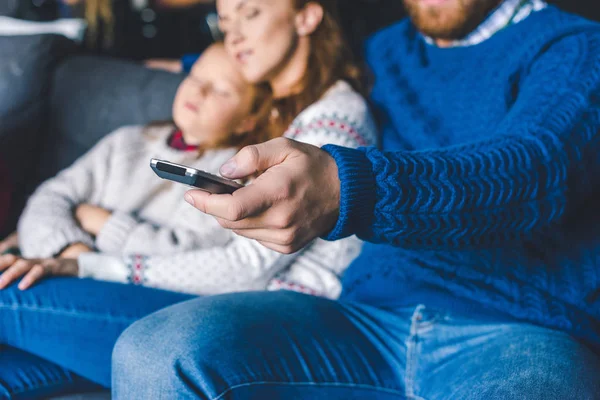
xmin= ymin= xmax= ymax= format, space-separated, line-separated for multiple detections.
xmin=423 ymin=0 xmax=547 ymax=47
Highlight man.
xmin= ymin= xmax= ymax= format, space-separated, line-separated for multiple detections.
xmin=113 ymin=0 xmax=600 ymax=398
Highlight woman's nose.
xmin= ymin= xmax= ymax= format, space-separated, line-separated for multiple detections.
xmin=227 ymin=22 xmax=245 ymax=46
xmin=229 ymin=32 xmax=244 ymax=46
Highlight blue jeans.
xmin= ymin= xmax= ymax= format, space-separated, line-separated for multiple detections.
xmin=113 ymin=291 xmax=600 ymax=400
xmin=0 ymin=278 xmax=193 ymax=399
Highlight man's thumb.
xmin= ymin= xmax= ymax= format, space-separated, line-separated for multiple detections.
xmin=220 ymin=138 xmax=292 ymax=179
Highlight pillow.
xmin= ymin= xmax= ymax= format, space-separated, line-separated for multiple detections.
xmin=0 ymin=34 xmax=76 ymax=234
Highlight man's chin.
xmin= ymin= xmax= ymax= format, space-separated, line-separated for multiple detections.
xmin=410 ymin=14 xmax=473 ymax=40
xmin=405 ymin=0 xmax=501 ymax=41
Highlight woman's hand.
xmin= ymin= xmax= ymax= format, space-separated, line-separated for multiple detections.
xmin=144 ymin=59 xmax=183 ymax=73
xmin=0 ymin=232 xmax=19 ymax=254
xmin=76 ymin=204 xmax=112 ymax=236
xmin=184 ymin=138 xmax=341 ymax=254
xmin=0 ymin=254 xmax=79 ymax=290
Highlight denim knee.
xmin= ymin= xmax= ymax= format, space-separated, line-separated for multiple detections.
xmin=111 ymin=296 xmax=240 ymax=399
xmin=111 ymin=312 xmax=187 ymax=396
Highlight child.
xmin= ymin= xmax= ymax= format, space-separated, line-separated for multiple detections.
xmin=4 ymin=42 xmax=370 ymax=299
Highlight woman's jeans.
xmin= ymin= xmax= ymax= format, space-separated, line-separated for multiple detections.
xmin=114 ymin=291 xmax=600 ymax=400
xmin=0 ymin=278 xmax=193 ymax=399
xmin=1 ymin=279 xmax=599 ymax=399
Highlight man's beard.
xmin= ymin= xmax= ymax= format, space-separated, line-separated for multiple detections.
xmin=403 ymin=0 xmax=502 ymax=40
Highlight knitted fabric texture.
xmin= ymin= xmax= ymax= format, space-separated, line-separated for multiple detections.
xmin=324 ymin=7 xmax=600 ymax=350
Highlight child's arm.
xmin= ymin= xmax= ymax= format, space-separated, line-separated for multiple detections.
xmin=17 ymin=129 xmax=124 ymax=258
xmin=93 ymin=208 xmax=232 ymax=256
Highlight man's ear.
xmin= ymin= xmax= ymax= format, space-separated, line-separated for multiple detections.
xmin=294 ymin=2 xmax=324 ymax=37
xmin=233 ymin=116 xmax=257 ymax=135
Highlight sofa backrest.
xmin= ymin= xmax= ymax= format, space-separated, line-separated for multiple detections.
xmin=0 ymin=34 xmax=76 ymax=236
xmin=37 ymin=55 xmax=184 ymax=185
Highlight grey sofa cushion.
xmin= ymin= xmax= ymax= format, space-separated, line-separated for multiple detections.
xmin=0 ymin=34 xmax=74 ymax=132
xmin=0 ymin=34 xmax=76 ymax=235
xmin=37 ymin=55 xmax=183 ymax=183
xmin=0 ymin=0 xmax=19 ymax=17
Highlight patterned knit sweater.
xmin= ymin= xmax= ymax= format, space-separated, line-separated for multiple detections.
xmin=323 ymin=7 xmax=600 ymax=351
xmin=19 ymin=81 xmax=377 ymax=298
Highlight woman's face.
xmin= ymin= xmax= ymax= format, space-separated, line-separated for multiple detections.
xmin=217 ymin=0 xmax=303 ymax=87
xmin=172 ymin=45 xmax=255 ymax=145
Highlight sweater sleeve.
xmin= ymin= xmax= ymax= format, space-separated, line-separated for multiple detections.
xmin=17 ymin=128 xmax=125 ymax=258
xmin=94 ymin=209 xmax=230 ymax=255
xmin=78 ymin=235 xmax=297 ymax=295
xmin=323 ymin=32 xmax=600 ymax=248
xmin=78 ymin=233 xmax=363 ymax=297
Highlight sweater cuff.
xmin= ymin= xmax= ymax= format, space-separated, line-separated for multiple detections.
xmin=321 ymin=145 xmax=377 ymax=240
xmin=78 ymin=252 xmax=130 ymax=283
xmin=95 ymin=211 xmax=139 ymax=254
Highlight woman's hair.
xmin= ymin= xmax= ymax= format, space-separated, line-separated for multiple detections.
xmin=215 ymin=83 xmax=273 ymax=151
xmin=265 ymin=0 xmax=365 ymax=139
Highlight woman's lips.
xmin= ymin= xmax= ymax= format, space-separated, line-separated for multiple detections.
xmin=236 ymin=50 xmax=253 ymax=64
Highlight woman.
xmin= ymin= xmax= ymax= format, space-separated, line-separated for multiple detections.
xmin=0 ymin=0 xmax=376 ymax=398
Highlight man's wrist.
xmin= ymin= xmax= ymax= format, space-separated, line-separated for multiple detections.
xmin=321 ymin=145 xmax=377 ymax=240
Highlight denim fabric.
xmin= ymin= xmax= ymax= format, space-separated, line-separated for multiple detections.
xmin=0 ymin=278 xmax=193 ymax=399
xmin=113 ymin=291 xmax=600 ymax=400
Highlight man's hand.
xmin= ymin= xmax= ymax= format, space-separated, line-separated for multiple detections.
xmin=0 ymin=232 xmax=19 ymax=254
xmin=0 ymin=254 xmax=79 ymax=290
xmin=75 ymin=204 xmax=112 ymax=236
xmin=184 ymin=138 xmax=341 ymax=254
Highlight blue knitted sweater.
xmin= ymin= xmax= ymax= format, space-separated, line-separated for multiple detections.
xmin=323 ymin=6 xmax=600 ymax=351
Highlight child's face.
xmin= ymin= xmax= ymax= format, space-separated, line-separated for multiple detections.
xmin=172 ymin=45 xmax=255 ymax=145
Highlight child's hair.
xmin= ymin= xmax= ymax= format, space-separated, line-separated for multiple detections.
xmin=147 ymin=79 xmax=271 ymax=156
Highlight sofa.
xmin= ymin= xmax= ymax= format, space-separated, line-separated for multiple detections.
xmin=0 ymin=34 xmax=185 ymax=238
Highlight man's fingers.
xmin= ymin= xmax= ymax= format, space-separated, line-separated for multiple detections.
xmin=18 ymin=265 xmax=46 ymax=290
xmin=0 ymin=259 xmax=32 ymax=289
xmin=186 ymin=185 xmax=272 ymax=221
xmin=219 ymin=138 xmax=294 ymax=179
xmin=257 ymin=241 xmax=300 ymax=255
xmin=232 ymin=228 xmax=290 ymax=244
xmin=231 ymin=228 xmax=304 ymax=251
